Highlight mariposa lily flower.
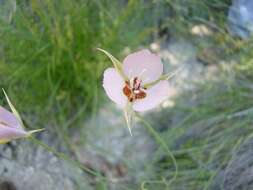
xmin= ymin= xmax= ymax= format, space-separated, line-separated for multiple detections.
xmin=99 ymin=48 xmax=180 ymax=135
xmin=0 ymin=89 xmax=43 ymax=144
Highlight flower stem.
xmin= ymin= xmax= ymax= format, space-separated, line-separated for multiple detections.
xmin=136 ymin=114 xmax=178 ymax=188
xmin=28 ymin=136 xmax=106 ymax=180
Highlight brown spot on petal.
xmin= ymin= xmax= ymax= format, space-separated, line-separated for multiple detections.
xmin=123 ymin=79 xmax=147 ymax=102
xmin=135 ymin=90 xmax=146 ymax=100
xmin=123 ymin=82 xmax=132 ymax=98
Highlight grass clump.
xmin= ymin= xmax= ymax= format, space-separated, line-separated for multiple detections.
xmin=138 ymin=1 xmax=253 ymax=189
xmin=0 ymin=0 xmax=154 ymax=128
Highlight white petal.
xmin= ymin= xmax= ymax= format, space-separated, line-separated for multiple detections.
xmin=103 ymin=68 xmax=127 ymax=108
xmin=123 ymin=49 xmax=163 ymax=84
xmin=133 ymin=80 xmax=170 ymax=112
xmin=0 ymin=106 xmax=21 ymax=128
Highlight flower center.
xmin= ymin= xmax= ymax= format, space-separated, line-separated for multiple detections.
xmin=123 ymin=77 xmax=147 ymax=102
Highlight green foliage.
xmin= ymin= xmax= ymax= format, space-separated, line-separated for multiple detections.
xmin=0 ymin=0 xmax=154 ymax=126
xmin=146 ymin=61 xmax=253 ymax=189
xmin=134 ymin=0 xmax=253 ymax=189
xmin=1 ymin=0 xmax=253 ymax=189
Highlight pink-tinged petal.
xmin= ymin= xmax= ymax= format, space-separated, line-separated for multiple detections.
xmin=103 ymin=68 xmax=127 ymax=108
xmin=0 ymin=124 xmax=27 ymax=142
xmin=0 ymin=106 xmax=21 ymax=128
xmin=133 ymin=80 xmax=170 ymax=112
xmin=123 ymin=49 xmax=163 ymax=84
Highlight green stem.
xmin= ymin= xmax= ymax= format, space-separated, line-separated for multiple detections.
xmin=28 ymin=136 xmax=106 ymax=180
xmin=136 ymin=114 xmax=178 ymax=188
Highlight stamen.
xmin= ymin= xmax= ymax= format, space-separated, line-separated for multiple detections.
xmin=133 ymin=89 xmax=140 ymax=94
xmin=138 ymin=69 xmax=147 ymax=81
xmin=128 ymin=69 xmax=133 ymax=79
xmin=130 ymin=78 xmax=135 ymax=89
xmin=123 ymin=82 xmax=132 ymax=98
xmin=133 ymin=77 xmax=141 ymax=89
xmin=135 ymin=90 xmax=146 ymax=99
xmin=123 ymin=77 xmax=147 ymax=102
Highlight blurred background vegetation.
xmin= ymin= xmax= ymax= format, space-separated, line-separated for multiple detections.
xmin=1 ymin=0 xmax=253 ymax=189
xmin=0 ymin=0 xmax=155 ymax=128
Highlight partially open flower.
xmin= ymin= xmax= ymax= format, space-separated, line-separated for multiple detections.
xmin=102 ymin=49 xmax=170 ymax=112
xmin=0 ymin=89 xmax=43 ymax=144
